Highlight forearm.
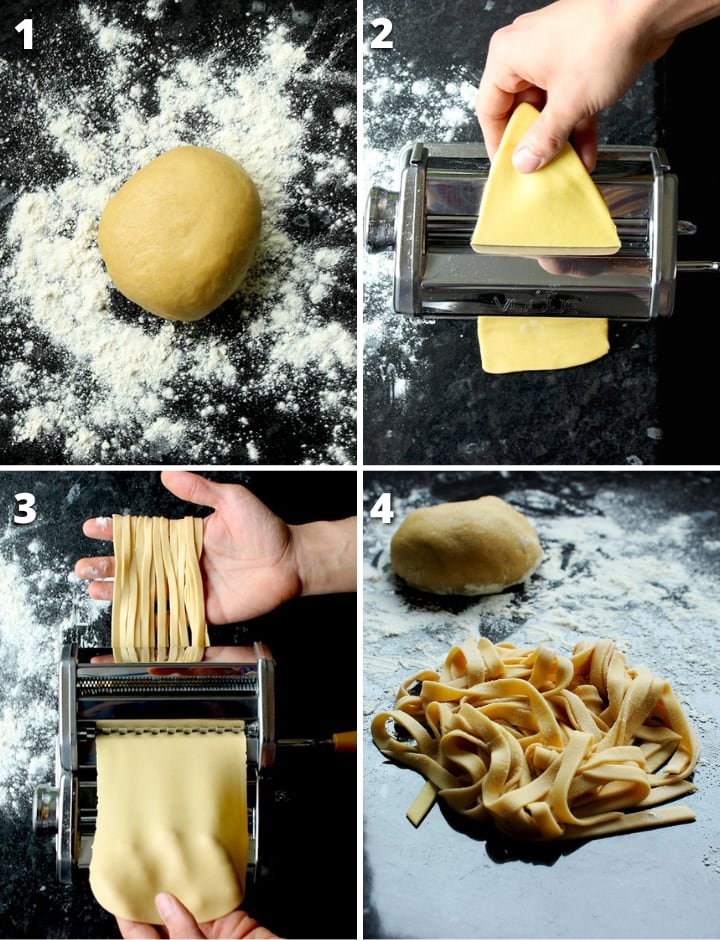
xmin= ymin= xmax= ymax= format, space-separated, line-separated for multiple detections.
xmin=291 ymin=516 xmax=357 ymax=597
xmin=624 ymin=0 xmax=720 ymax=49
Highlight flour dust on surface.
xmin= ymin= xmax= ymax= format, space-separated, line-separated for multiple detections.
xmin=363 ymin=471 xmax=720 ymax=871
xmin=0 ymin=1 xmax=356 ymax=464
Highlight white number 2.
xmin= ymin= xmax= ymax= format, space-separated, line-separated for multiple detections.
xmin=370 ymin=17 xmax=393 ymax=49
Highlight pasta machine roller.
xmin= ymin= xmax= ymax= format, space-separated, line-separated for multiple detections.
xmin=365 ymin=142 xmax=719 ymax=320
xmin=33 ymin=642 xmax=276 ymax=885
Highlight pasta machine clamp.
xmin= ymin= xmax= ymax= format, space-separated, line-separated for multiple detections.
xmin=365 ymin=142 xmax=720 ymax=320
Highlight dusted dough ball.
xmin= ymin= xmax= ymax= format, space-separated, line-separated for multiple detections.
xmin=390 ymin=495 xmax=542 ymax=595
xmin=98 ymin=146 xmax=261 ymax=322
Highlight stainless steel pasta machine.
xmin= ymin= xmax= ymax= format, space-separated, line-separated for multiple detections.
xmin=365 ymin=142 xmax=719 ymax=320
xmin=33 ymin=642 xmax=276 ymax=885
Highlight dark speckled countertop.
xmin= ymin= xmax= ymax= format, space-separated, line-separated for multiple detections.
xmin=0 ymin=0 xmax=356 ymax=466
xmin=363 ymin=470 xmax=720 ymax=939
xmin=363 ymin=1 xmax=720 ymax=465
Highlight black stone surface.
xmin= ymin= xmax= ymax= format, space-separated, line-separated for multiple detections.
xmin=362 ymin=1 xmax=720 ymax=465
xmin=655 ymin=22 xmax=720 ymax=463
xmin=363 ymin=469 xmax=720 ymax=939
xmin=0 ymin=469 xmax=357 ymax=939
xmin=0 ymin=0 xmax=356 ymax=466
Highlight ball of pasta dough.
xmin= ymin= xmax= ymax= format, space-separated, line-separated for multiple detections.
xmin=390 ymin=495 xmax=542 ymax=595
xmin=98 ymin=146 xmax=262 ymax=322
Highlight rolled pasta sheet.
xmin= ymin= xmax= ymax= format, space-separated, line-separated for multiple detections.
xmin=372 ymin=637 xmax=699 ymax=840
xmin=112 ymin=514 xmax=208 ymax=663
xmin=90 ymin=720 xmax=248 ymax=923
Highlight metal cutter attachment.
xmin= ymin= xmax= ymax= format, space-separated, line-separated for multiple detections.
xmin=33 ymin=643 xmax=275 ymax=884
xmin=366 ymin=142 xmax=719 ymax=320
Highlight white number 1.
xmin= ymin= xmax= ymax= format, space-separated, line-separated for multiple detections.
xmin=15 ymin=19 xmax=33 ymax=50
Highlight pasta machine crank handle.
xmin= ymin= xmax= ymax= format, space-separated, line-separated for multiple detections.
xmin=277 ymin=730 xmax=357 ymax=753
xmin=676 ymin=260 xmax=720 ymax=272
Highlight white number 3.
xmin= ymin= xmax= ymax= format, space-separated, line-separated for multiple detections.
xmin=14 ymin=492 xmax=37 ymax=524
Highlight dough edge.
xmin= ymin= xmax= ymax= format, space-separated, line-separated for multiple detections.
xmin=98 ymin=145 xmax=262 ymax=321
xmin=390 ymin=496 xmax=543 ymax=596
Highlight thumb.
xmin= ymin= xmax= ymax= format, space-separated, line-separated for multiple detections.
xmin=161 ymin=470 xmax=227 ymax=511
xmin=511 ymin=104 xmax=579 ymax=173
xmin=154 ymin=893 xmax=204 ymax=939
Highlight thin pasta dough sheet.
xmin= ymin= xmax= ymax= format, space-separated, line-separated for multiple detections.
xmin=470 ymin=101 xmax=620 ymax=256
xmin=372 ymin=637 xmax=699 ymax=841
xmin=90 ymin=719 xmax=248 ymax=924
xmin=471 ymin=100 xmax=616 ymax=373
xmin=477 ymin=315 xmax=610 ymax=374
xmin=112 ymin=514 xmax=208 ymax=663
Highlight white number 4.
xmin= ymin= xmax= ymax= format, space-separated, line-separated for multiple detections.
xmin=370 ymin=492 xmax=394 ymax=524
xmin=15 ymin=19 xmax=33 ymax=50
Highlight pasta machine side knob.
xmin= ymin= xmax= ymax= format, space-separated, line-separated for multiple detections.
xmin=32 ymin=768 xmax=75 ymax=883
xmin=365 ymin=186 xmax=398 ymax=251
xmin=33 ymin=784 xmax=59 ymax=831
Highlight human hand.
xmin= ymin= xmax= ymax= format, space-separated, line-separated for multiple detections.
xmin=74 ymin=471 xmax=356 ymax=624
xmin=476 ymin=0 xmax=675 ymax=173
xmin=116 ymin=892 xmax=278 ymax=939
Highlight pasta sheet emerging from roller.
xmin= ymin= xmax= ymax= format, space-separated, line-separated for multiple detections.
xmin=90 ymin=720 xmax=248 ymax=924
xmin=112 ymin=513 xmax=208 ymax=663
xmin=372 ymin=637 xmax=699 ymax=840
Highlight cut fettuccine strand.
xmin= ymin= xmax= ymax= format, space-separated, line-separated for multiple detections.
xmin=372 ymin=637 xmax=699 ymax=840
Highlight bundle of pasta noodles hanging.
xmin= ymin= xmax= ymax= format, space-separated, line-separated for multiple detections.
xmin=371 ymin=637 xmax=699 ymax=840
xmin=111 ymin=513 xmax=208 ymax=663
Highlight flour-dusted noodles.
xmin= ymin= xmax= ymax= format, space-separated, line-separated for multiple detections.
xmin=372 ymin=637 xmax=699 ymax=840
xmin=112 ymin=514 xmax=208 ymax=663
xmin=90 ymin=719 xmax=248 ymax=923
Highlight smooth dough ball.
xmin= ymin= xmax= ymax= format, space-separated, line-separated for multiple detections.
xmin=98 ymin=146 xmax=262 ymax=322
xmin=390 ymin=495 xmax=542 ymax=595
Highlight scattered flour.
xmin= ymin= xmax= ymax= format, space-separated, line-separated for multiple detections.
xmin=362 ymin=36 xmax=477 ymax=365
xmin=0 ymin=527 xmax=106 ymax=815
xmin=364 ymin=476 xmax=720 ymax=710
xmin=0 ymin=3 xmax=356 ymax=464
xmin=364 ymin=474 xmax=720 ymax=875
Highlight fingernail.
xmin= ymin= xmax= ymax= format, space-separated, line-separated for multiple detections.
xmin=155 ymin=893 xmax=175 ymax=919
xmin=512 ymin=146 xmax=542 ymax=173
